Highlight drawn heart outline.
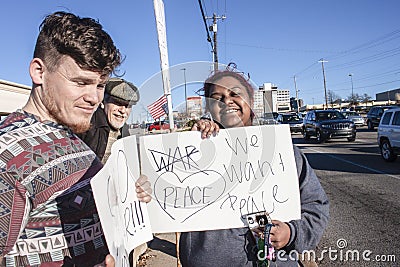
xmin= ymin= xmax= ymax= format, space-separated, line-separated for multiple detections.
xmin=154 ymin=170 xmax=226 ymax=223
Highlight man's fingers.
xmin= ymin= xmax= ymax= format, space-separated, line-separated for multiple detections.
xmin=105 ymin=255 xmax=115 ymax=267
xmin=135 ymin=175 xmax=152 ymax=203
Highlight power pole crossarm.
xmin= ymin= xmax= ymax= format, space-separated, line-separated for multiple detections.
xmin=206 ymin=13 xmax=226 ymax=72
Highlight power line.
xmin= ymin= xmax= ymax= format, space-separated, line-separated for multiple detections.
xmin=282 ymin=29 xmax=400 ymax=92
xmin=325 ymin=79 xmax=400 ymax=94
xmin=198 ymin=0 xmax=213 ymax=47
xmin=328 ymin=28 xmax=400 ymax=61
xmin=206 ymin=13 xmax=226 ymax=71
xmin=295 ymin=62 xmax=319 ymax=76
xmin=198 ymin=1 xmax=227 ymax=72
xmin=221 ymin=41 xmax=342 ymax=54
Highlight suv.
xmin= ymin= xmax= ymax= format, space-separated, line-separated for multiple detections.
xmin=277 ymin=113 xmax=303 ymax=133
xmin=377 ymin=108 xmax=400 ymax=162
xmin=302 ymin=110 xmax=356 ymax=143
xmin=366 ymin=105 xmax=399 ymax=130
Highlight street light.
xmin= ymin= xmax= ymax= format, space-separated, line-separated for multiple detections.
xmin=348 ymin=73 xmax=354 ymax=98
xmin=181 ymin=68 xmax=188 ymax=117
xmin=348 ymin=73 xmax=354 ymax=109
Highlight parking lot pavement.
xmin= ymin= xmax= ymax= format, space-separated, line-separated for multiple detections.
xmin=138 ymin=233 xmax=178 ymax=267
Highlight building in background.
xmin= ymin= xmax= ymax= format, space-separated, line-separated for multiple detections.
xmin=187 ymin=96 xmax=202 ymax=119
xmin=376 ymin=88 xmax=400 ymax=104
xmin=254 ymin=83 xmax=291 ymax=118
xmin=276 ymin=89 xmax=291 ymax=113
xmin=290 ymin=97 xmax=304 ymax=112
xmin=253 ymin=89 xmax=264 ymax=118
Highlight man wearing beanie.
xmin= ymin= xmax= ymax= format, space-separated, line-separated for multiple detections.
xmin=78 ymin=77 xmax=140 ymax=163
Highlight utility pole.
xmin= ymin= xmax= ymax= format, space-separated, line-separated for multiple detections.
xmin=181 ymin=68 xmax=188 ymax=118
xmin=319 ymin=59 xmax=328 ymax=110
xmin=293 ymin=75 xmax=300 ymax=113
xmin=206 ymin=13 xmax=225 ymax=72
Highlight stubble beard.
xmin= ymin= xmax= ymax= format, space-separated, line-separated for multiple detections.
xmin=42 ymin=89 xmax=92 ymax=133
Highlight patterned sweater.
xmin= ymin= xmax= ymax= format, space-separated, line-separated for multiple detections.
xmin=0 ymin=111 xmax=108 ymax=267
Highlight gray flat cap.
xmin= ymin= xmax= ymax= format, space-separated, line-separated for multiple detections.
xmin=105 ymin=78 xmax=140 ymax=104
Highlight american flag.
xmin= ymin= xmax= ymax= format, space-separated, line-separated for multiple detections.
xmin=147 ymin=95 xmax=168 ymax=119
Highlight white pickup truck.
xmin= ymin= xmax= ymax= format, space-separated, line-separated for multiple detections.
xmin=377 ymin=107 xmax=400 ymax=162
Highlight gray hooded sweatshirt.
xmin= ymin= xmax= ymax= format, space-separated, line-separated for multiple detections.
xmin=179 ymin=146 xmax=329 ymax=267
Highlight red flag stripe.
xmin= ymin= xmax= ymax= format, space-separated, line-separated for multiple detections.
xmin=147 ymin=95 xmax=167 ymax=119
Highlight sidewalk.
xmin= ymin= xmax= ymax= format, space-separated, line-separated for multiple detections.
xmin=138 ymin=233 xmax=179 ymax=267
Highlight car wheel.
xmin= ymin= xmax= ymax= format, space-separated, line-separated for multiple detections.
xmin=316 ymin=130 xmax=324 ymax=143
xmin=302 ymin=129 xmax=310 ymax=140
xmin=347 ymin=136 xmax=356 ymax=142
xmin=347 ymin=132 xmax=356 ymax=142
xmin=380 ymin=139 xmax=397 ymax=162
xmin=367 ymin=120 xmax=374 ymax=130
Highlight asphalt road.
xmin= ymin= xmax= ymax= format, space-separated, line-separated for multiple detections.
xmin=137 ymin=127 xmax=400 ymax=266
xmin=293 ymin=127 xmax=400 ymax=266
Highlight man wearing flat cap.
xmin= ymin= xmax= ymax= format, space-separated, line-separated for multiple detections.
xmin=78 ymin=77 xmax=140 ymax=163
xmin=78 ymin=78 xmax=149 ymax=266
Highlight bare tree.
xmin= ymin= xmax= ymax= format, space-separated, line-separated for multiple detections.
xmin=327 ymin=90 xmax=341 ymax=107
xmin=346 ymin=93 xmax=362 ymax=106
xmin=361 ymin=93 xmax=372 ymax=107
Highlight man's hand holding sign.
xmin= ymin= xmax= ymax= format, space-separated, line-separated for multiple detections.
xmin=91 ymin=136 xmax=153 ymax=267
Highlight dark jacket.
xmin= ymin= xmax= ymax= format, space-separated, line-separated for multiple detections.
xmin=77 ymin=107 xmax=130 ymax=161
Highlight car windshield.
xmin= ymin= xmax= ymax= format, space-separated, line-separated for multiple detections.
xmin=343 ymin=111 xmax=359 ymax=117
xmin=316 ymin=111 xmax=345 ymax=121
xmin=264 ymin=112 xmax=279 ymax=120
xmin=282 ymin=115 xmax=301 ymax=122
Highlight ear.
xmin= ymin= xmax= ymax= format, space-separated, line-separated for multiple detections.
xmin=29 ymin=58 xmax=45 ymax=85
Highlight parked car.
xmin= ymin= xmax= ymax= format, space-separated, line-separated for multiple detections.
xmin=141 ymin=122 xmax=153 ymax=129
xmin=129 ymin=123 xmax=140 ymax=129
xmin=148 ymin=121 xmax=170 ymax=131
xmin=276 ymin=113 xmax=303 ymax=133
xmin=258 ymin=112 xmax=279 ymax=125
xmin=366 ymin=105 xmax=399 ymax=130
xmin=341 ymin=111 xmax=365 ymax=127
xmin=302 ymin=110 xmax=356 ymax=143
xmin=377 ymin=108 xmax=400 ymax=162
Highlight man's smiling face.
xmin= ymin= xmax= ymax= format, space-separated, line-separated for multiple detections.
xmin=103 ymin=95 xmax=132 ymax=130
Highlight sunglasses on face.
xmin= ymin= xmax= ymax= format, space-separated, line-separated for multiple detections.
xmin=106 ymin=96 xmax=133 ymax=108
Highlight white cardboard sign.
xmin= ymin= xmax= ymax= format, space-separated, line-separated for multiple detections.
xmin=91 ymin=136 xmax=153 ymax=266
xmin=140 ymin=125 xmax=301 ymax=233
